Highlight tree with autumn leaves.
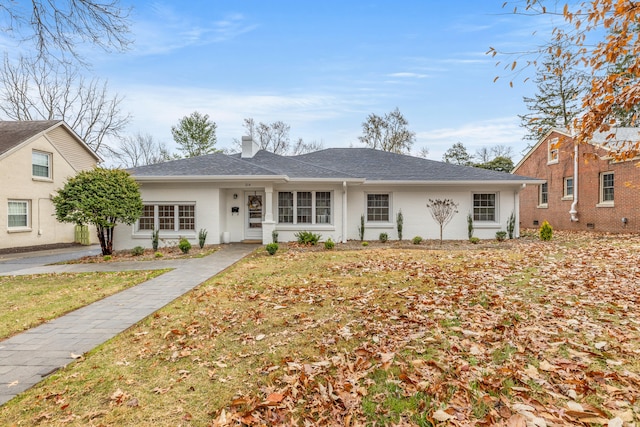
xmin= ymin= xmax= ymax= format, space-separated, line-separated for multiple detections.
xmin=490 ymin=0 xmax=640 ymax=159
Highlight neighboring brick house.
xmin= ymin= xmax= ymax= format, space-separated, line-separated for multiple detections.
xmin=512 ymin=128 xmax=640 ymax=233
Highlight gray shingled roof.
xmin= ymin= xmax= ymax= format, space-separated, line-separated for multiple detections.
xmin=129 ymin=152 xmax=282 ymax=177
xmin=130 ymin=147 xmax=540 ymax=183
xmin=230 ymin=150 xmax=358 ymax=179
xmin=295 ymin=148 xmax=537 ymax=182
xmin=0 ymin=120 xmax=61 ymax=156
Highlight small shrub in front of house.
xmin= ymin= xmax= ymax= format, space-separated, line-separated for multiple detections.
xmin=266 ymin=242 xmax=278 ymax=255
xmin=379 ymin=232 xmax=388 ymax=243
xmin=154 ymin=252 xmax=163 ymax=258
xmin=467 ymin=213 xmax=474 ymax=239
xmin=469 ymin=237 xmax=480 ymax=244
xmin=103 ymin=255 xmax=112 ymax=261
xmin=539 ymin=220 xmax=553 ymax=241
xmin=412 ymin=236 xmax=423 ymax=245
xmin=179 ymin=237 xmax=192 ymax=254
xmin=324 ymin=238 xmax=335 ymax=250
xmin=362 ymin=241 xmax=369 ymax=247
xmin=295 ymin=231 xmax=321 ymax=246
xmin=495 ymin=231 xmax=507 ymax=241
xmin=396 ymin=210 xmax=403 ymax=240
xmin=131 ymin=246 xmax=145 ymax=256
xmin=198 ymin=228 xmax=208 ymax=249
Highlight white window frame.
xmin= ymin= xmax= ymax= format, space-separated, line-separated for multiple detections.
xmin=548 ymin=138 xmax=559 ymax=164
xmin=277 ymin=191 xmax=333 ymax=225
xmin=472 ymin=192 xmax=499 ymax=225
xmin=599 ymin=172 xmax=614 ymax=205
xmin=563 ymin=177 xmax=574 ymax=200
xmin=538 ymin=182 xmax=549 ymax=207
xmin=7 ymin=200 xmax=30 ymax=231
xmin=366 ymin=193 xmax=391 ymax=223
xmin=136 ymin=203 xmax=196 ymax=233
xmin=32 ymin=150 xmax=52 ymax=180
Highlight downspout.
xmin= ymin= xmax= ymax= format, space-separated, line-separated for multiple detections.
xmin=569 ymin=143 xmax=579 ymax=221
xmin=342 ymin=181 xmax=348 ymax=243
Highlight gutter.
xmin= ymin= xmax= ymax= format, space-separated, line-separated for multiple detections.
xmin=569 ymin=143 xmax=579 ymax=221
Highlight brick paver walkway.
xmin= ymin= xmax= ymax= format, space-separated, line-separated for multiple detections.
xmin=0 ymin=244 xmax=257 ymax=405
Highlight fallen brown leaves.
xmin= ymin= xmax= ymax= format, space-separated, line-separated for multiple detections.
xmin=1 ymin=232 xmax=638 ymax=426
xmin=211 ymin=233 xmax=640 ymax=426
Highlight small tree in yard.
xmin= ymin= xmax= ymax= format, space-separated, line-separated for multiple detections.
xmin=52 ymin=168 xmax=143 ymax=256
xmin=427 ymin=198 xmax=459 ymax=244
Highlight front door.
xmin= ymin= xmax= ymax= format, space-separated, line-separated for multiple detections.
xmin=245 ymin=192 xmax=264 ymax=240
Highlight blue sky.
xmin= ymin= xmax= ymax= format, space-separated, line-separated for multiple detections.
xmin=78 ymin=2 xmax=561 ymax=160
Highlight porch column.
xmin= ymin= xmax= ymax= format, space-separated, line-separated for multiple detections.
xmin=262 ymin=185 xmax=275 ymax=244
xmin=342 ymin=181 xmax=348 ymax=243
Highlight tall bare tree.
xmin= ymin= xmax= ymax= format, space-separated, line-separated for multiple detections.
xmin=358 ymin=107 xmax=415 ymax=154
xmin=0 ymin=55 xmax=130 ymax=154
xmin=0 ymin=0 xmax=131 ymax=65
xmin=111 ymin=133 xmax=175 ymax=168
xmin=234 ymin=118 xmax=322 ymax=155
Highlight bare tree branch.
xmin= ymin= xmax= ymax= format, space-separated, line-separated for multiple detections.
xmin=0 ymin=54 xmax=130 ymax=154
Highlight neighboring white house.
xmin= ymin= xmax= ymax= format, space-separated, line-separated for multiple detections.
xmin=0 ymin=120 xmax=100 ymax=251
xmin=114 ymin=137 xmax=543 ymax=249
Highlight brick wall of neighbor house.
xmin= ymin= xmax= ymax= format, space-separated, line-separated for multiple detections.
xmin=516 ymin=130 xmax=640 ymax=233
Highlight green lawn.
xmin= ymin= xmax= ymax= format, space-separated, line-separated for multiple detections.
xmin=0 ymin=270 xmax=169 ymax=340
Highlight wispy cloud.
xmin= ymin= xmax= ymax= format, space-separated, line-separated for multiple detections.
xmin=387 ymin=72 xmax=430 ymax=79
xmin=130 ymin=5 xmax=257 ymax=56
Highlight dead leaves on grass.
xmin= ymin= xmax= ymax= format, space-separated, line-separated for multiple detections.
xmin=211 ymin=234 xmax=640 ymax=425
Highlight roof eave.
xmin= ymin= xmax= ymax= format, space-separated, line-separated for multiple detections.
xmin=360 ymin=179 xmax=546 ymax=186
xmin=132 ymin=175 xmax=289 ymax=183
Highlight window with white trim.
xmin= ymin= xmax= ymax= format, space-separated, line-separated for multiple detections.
xmin=548 ymin=138 xmax=559 ymax=164
xmin=367 ymin=194 xmax=390 ymax=222
xmin=539 ymin=182 xmax=548 ymax=206
xmin=32 ymin=151 xmax=51 ymax=178
xmin=472 ymin=193 xmax=496 ymax=222
xmin=137 ymin=204 xmax=196 ymax=231
xmin=564 ymin=177 xmax=574 ymax=198
xmin=277 ymin=191 xmax=332 ymax=224
xmin=8 ymin=200 xmax=29 ymax=228
xmin=600 ymin=172 xmax=614 ymax=203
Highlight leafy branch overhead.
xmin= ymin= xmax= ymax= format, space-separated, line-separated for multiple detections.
xmin=490 ymin=0 xmax=640 ymax=159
